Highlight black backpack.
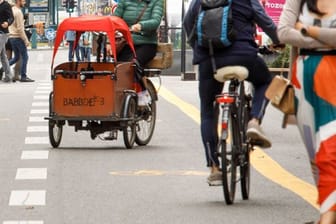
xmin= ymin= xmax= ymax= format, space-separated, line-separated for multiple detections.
xmin=196 ymin=0 xmax=236 ymax=50
xmin=187 ymin=0 xmax=237 ymax=74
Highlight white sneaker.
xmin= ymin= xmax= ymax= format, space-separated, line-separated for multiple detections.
xmin=137 ymin=90 xmax=151 ymax=106
xmin=246 ymin=120 xmax=272 ymax=148
xmin=207 ymin=170 xmax=222 ymax=186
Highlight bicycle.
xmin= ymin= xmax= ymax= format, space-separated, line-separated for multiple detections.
xmin=213 ymin=43 xmax=286 ymax=204
xmin=214 ymin=65 xmax=254 ymax=205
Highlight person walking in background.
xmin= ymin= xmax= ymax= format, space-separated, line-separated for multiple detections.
xmin=0 ymin=0 xmax=14 ymax=82
xmin=278 ymin=0 xmax=336 ymax=223
xmin=6 ymin=13 xmax=29 ymax=81
xmin=8 ymin=0 xmax=34 ymax=82
xmin=65 ymin=30 xmax=80 ymax=62
xmin=79 ymin=31 xmax=92 ymax=62
xmin=111 ymin=0 xmax=164 ymax=106
xmin=183 ymin=0 xmax=281 ymax=186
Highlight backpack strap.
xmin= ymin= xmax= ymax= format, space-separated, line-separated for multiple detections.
xmin=135 ymin=2 xmax=149 ymax=24
xmin=186 ymin=4 xmax=202 ymax=46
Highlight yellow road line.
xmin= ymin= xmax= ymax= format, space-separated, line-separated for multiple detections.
xmin=251 ymin=149 xmax=318 ymax=209
xmin=157 ymin=85 xmax=318 ymax=209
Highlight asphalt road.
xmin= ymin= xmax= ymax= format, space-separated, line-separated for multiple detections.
xmin=0 ymin=49 xmax=319 ymax=224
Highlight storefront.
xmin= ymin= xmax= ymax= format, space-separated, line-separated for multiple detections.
xmin=79 ymin=0 xmax=118 ymax=16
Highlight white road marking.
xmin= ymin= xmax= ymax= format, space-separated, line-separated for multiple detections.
xmin=29 ymin=117 xmax=47 ymax=122
xmin=36 ymin=53 xmax=44 ymax=63
xmin=33 ymin=95 xmax=49 ymax=100
xmin=3 ymin=221 xmax=44 ymax=224
xmin=35 ymin=90 xmax=50 ymax=94
xmin=36 ymin=86 xmax=50 ymax=90
xmin=0 ymin=118 xmax=10 ymax=121
xmin=30 ymin=109 xmax=48 ymax=114
xmin=38 ymin=82 xmax=51 ymax=86
xmin=32 ymin=102 xmax=49 ymax=107
xmin=27 ymin=126 xmax=48 ymax=132
xmin=9 ymin=190 xmax=46 ymax=206
xmin=25 ymin=137 xmax=49 ymax=145
xmin=15 ymin=168 xmax=47 ymax=180
xmin=21 ymin=151 xmax=49 ymax=160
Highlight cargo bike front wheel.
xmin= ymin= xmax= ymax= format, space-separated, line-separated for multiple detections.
xmin=48 ymin=91 xmax=64 ymax=148
xmin=48 ymin=120 xmax=63 ymax=148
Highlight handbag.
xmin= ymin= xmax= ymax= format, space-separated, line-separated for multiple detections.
xmin=265 ymin=75 xmax=295 ymax=115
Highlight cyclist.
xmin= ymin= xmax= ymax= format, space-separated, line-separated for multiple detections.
xmin=183 ymin=0 xmax=281 ymax=185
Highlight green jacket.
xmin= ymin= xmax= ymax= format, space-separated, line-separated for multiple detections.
xmin=113 ymin=0 xmax=163 ymax=45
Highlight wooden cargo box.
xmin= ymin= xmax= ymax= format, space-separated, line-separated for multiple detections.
xmin=52 ymin=62 xmax=134 ymax=118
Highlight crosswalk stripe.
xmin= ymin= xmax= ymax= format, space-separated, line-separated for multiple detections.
xmin=15 ymin=168 xmax=47 ymax=180
xmin=3 ymin=221 xmax=44 ymax=224
xmin=25 ymin=137 xmax=49 ymax=145
xmin=21 ymin=151 xmax=49 ymax=160
xmin=9 ymin=190 xmax=46 ymax=206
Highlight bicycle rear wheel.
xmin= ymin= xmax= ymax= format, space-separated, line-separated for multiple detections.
xmin=135 ymin=81 xmax=156 ymax=146
xmin=220 ymin=112 xmax=239 ymax=205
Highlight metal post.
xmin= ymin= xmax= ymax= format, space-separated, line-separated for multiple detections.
xmin=77 ymin=0 xmax=81 ymax=16
xmin=51 ymin=0 xmax=56 ymax=25
xmin=181 ymin=0 xmax=186 ymax=76
xmin=180 ymin=0 xmax=196 ymax=80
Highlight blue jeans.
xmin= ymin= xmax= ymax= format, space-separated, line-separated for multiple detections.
xmin=198 ymin=55 xmax=272 ymax=167
xmin=80 ymin=47 xmax=92 ymax=61
xmin=9 ymin=38 xmax=28 ymax=79
xmin=68 ymin=41 xmax=80 ymax=62
xmin=0 ymin=33 xmax=12 ymax=77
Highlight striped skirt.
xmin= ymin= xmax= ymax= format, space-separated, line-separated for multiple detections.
xmin=292 ymin=55 xmax=336 ymax=213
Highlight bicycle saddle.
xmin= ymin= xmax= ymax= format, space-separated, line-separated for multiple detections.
xmin=214 ymin=66 xmax=249 ymax=82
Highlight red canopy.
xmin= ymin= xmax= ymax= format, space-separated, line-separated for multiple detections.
xmin=52 ymin=15 xmax=136 ymax=67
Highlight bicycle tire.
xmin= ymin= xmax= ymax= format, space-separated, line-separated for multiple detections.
xmin=221 ymin=109 xmax=239 ymax=205
xmin=135 ymin=81 xmax=156 ymax=146
xmin=48 ymin=120 xmax=63 ymax=148
xmin=240 ymin=85 xmax=252 ymax=200
xmin=122 ymin=95 xmax=136 ymax=149
xmin=240 ymin=148 xmax=250 ymax=200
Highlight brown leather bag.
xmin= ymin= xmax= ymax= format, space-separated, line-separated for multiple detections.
xmin=265 ymin=75 xmax=295 ymax=115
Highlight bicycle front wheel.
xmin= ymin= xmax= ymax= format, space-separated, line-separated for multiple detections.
xmin=240 ymin=94 xmax=252 ymax=200
xmin=240 ymin=149 xmax=250 ymax=200
xmin=220 ymin=113 xmax=238 ymax=205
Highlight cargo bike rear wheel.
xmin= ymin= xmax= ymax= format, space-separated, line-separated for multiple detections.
xmin=122 ymin=94 xmax=137 ymax=149
xmin=135 ymin=81 xmax=157 ymax=146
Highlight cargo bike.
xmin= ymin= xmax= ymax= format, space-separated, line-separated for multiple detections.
xmin=46 ymin=16 xmax=172 ymax=149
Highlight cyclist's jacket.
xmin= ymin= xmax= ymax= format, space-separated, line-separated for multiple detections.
xmin=183 ymin=0 xmax=280 ymax=65
xmin=113 ymin=0 xmax=163 ymax=45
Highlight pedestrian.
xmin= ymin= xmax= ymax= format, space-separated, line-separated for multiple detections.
xmin=110 ymin=0 xmax=164 ymax=106
xmin=277 ymin=0 xmax=336 ymax=223
xmin=65 ymin=30 xmax=80 ymax=62
xmin=183 ymin=0 xmax=281 ymax=185
xmin=8 ymin=0 xmax=34 ymax=82
xmin=5 ymin=39 xmax=20 ymax=81
xmin=79 ymin=31 xmax=92 ymax=62
xmin=0 ymin=0 xmax=14 ymax=82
